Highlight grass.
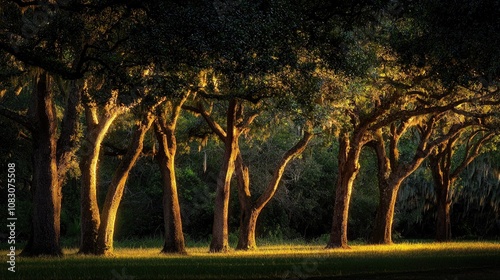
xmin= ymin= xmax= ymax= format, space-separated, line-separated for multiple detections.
xmin=2 ymin=240 xmax=500 ymax=279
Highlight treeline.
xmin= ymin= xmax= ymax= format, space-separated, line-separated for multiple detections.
xmin=0 ymin=0 xmax=499 ymax=257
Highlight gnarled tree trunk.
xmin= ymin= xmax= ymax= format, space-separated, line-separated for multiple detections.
xmin=369 ymin=125 xmax=430 ymax=245
xmin=21 ymin=72 xmax=62 ymax=256
xmin=79 ymin=89 xmax=121 ymax=254
xmin=327 ymin=132 xmax=365 ymax=249
xmin=154 ymin=97 xmax=188 ymax=254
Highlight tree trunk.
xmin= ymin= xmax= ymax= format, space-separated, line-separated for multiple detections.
xmin=79 ymin=101 xmax=119 ymax=254
xmin=237 ymin=206 xmax=260 ymax=250
xmin=369 ymin=129 xmax=397 ymax=245
xmin=435 ymin=180 xmax=452 ymax=242
xmin=236 ymin=132 xmax=313 ymax=250
xmin=210 ymin=99 xmax=239 ymax=253
xmin=327 ymin=134 xmax=362 ymax=249
xmin=369 ymin=125 xmax=430 ymax=245
xmin=235 ymin=152 xmax=256 ymax=250
xmin=210 ymin=138 xmax=238 ymax=252
xmin=370 ymin=180 xmax=401 ymax=244
xmin=429 ymin=131 xmax=493 ymax=242
xmin=154 ymin=119 xmax=186 ymax=254
xmin=56 ymin=81 xmax=82 ymax=187
xmin=95 ymin=113 xmax=155 ymax=255
xmin=21 ymin=72 xmax=62 ymax=256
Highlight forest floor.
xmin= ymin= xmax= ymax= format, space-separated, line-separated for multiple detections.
xmin=1 ymin=241 xmax=500 ymax=279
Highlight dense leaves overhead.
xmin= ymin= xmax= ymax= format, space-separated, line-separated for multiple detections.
xmin=390 ymin=0 xmax=500 ymax=85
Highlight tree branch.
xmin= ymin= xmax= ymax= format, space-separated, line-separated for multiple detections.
xmin=0 ymin=105 xmax=34 ymax=131
xmin=183 ymin=103 xmax=227 ymax=141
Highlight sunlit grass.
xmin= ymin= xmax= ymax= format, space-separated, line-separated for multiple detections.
xmin=56 ymin=240 xmax=500 ymax=258
xmin=3 ymin=241 xmax=500 ymax=279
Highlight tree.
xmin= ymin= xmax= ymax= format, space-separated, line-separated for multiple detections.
xmin=323 ymin=51 xmax=484 ymax=248
xmin=185 ymin=98 xmax=248 ymax=252
xmin=78 ymin=85 xmax=126 ymax=254
xmin=429 ymin=125 xmax=498 ymax=241
xmin=154 ymin=92 xmax=190 ymax=254
xmin=0 ymin=0 xmax=145 ymax=255
xmin=235 ymin=130 xmax=313 ymax=250
xmin=23 ymin=71 xmax=61 ymax=256
xmin=368 ymin=113 xmax=480 ymax=244
xmin=369 ymin=0 xmax=500 ymax=244
xmin=95 ymin=107 xmax=156 ymax=255
xmin=78 ymin=73 xmax=166 ymax=255
xmin=0 ymin=69 xmax=82 ymax=256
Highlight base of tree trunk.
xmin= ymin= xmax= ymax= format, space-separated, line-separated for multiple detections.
xmin=161 ymin=244 xmax=187 ymax=255
xmin=96 ymin=251 xmax=114 ymax=256
xmin=236 ymin=244 xmax=257 ymax=251
xmin=209 ymin=244 xmax=230 ymax=253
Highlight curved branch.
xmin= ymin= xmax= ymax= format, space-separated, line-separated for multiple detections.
xmin=183 ymin=103 xmax=227 ymax=141
xmin=254 ymin=131 xmax=314 ymax=211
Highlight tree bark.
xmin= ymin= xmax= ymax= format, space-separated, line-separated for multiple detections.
xmin=210 ymin=99 xmax=239 ymax=253
xmin=435 ymin=180 xmax=452 ymax=242
xmin=56 ymin=80 xmax=82 ymax=187
xmin=370 ymin=180 xmax=402 ymax=244
xmin=237 ymin=206 xmax=260 ymax=250
xmin=327 ymin=133 xmax=365 ymax=249
xmin=21 ymin=72 xmax=62 ymax=256
xmin=79 ymin=90 xmax=120 ymax=254
xmin=154 ymin=99 xmax=187 ymax=254
xmin=236 ymin=132 xmax=313 ymax=250
xmin=95 ymin=113 xmax=155 ymax=255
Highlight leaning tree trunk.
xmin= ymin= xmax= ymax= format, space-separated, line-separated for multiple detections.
xmin=210 ymin=100 xmax=239 ymax=253
xmin=236 ymin=132 xmax=313 ymax=250
xmin=95 ymin=113 xmax=155 ymax=255
xmin=327 ymin=134 xmax=363 ymax=249
xmin=21 ymin=72 xmax=62 ymax=256
xmin=154 ymin=119 xmax=186 ymax=254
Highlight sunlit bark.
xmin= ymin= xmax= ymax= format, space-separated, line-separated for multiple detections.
xmin=96 ymin=112 xmax=155 ymax=255
xmin=154 ymin=96 xmax=189 ymax=254
xmin=210 ymin=99 xmax=240 ymax=253
xmin=327 ymin=130 xmax=371 ymax=249
xmin=79 ymin=89 xmax=122 ymax=254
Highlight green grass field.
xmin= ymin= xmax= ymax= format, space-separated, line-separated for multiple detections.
xmin=2 ymin=241 xmax=500 ymax=279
